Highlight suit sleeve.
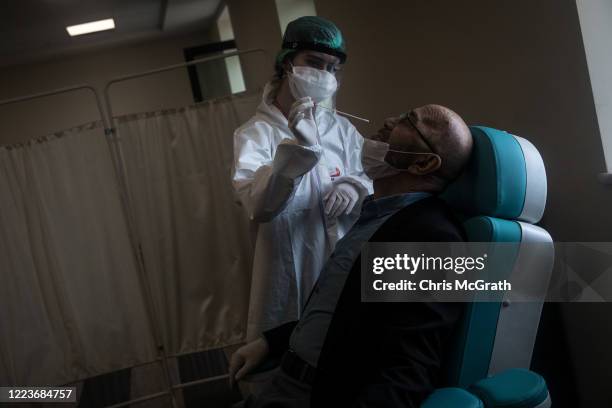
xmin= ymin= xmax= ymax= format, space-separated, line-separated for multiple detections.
xmin=232 ymin=121 xmax=322 ymax=222
xmin=262 ymin=321 xmax=298 ymax=359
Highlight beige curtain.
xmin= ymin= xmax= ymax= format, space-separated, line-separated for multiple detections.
xmin=0 ymin=90 xmax=261 ymax=388
xmin=0 ymin=124 xmax=156 ymax=385
xmin=115 ymin=91 xmax=259 ymax=355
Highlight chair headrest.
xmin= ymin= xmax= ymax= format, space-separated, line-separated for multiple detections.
xmin=442 ymin=126 xmax=547 ymax=223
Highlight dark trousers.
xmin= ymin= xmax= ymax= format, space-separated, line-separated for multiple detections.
xmin=238 ymin=368 xmax=311 ymax=408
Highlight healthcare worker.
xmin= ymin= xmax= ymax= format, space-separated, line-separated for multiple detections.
xmin=232 ymin=16 xmax=373 ymax=340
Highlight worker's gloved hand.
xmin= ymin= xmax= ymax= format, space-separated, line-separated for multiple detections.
xmin=288 ymin=96 xmax=319 ymax=146
xmin=228 ymin=336 xmax=270 ymax=386
xmin=324 ymin=182 xmax=360 ymax=218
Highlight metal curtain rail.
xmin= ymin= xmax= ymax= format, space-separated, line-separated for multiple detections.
xmin=0 ymin=84 xmax=110 ymax=131
xmin=103 ymin=47 xmax=266 ymax=132
xmin=103 ymin=374 xmax=232 ymax=408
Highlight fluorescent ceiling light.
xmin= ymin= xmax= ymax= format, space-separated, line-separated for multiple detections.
xmin=66 ymin=18 xmax=115 ymax=36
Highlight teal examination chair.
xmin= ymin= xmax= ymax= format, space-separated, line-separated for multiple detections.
xmin=422 ymin=127 xmax=554 ymax=407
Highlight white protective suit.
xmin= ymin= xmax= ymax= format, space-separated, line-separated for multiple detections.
xmin=232 ymin=82 xmax=373 ymax=339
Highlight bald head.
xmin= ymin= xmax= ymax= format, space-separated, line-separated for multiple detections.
xmin=381 ymin=104 xmax=472 ymax=187
xmin=409 ymin=104 xmax=472 ymax=181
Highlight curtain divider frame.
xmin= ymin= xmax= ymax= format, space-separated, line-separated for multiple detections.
xmin=101 ymin=47 xmax=267 ymax=408
xmin=0 ymin=48 xmax=269 ymax=407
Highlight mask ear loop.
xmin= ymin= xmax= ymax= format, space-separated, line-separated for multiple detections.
xmin=385 ymin=149 xmax=442 ymax=170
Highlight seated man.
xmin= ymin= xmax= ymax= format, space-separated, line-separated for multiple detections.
xmin=229 ymin=104 xmax=473 ymax=408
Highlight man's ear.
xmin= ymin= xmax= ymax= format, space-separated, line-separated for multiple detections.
xmin=407 ymin=154 xmax=442 ymax=175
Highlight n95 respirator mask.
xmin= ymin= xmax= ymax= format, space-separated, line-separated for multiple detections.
xmin=288 ymin=65 xmax=338 ymax=104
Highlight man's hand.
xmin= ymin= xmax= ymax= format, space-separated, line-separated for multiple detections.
xmin=228 ymin=336 xmax=270 ymax=386
xmin=288 ymin=97 xmax=319 ymax=146
xmin=324 ymin=182 xmax=360 ymax=218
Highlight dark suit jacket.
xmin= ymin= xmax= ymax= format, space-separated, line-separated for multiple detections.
xmin=263 ymin=196 xmax=466 ymax=408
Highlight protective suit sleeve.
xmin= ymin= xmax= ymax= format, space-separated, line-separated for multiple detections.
xmin=232 ymin=122 xmax=322 ymax=222
xmin=333 ymin=122 xmax=373 ymax=200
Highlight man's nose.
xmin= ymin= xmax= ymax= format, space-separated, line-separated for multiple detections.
xmin=372 ymin=126 xmax=391 ymax=142
xmin=383 ymin=117 xmax=399 ymax=129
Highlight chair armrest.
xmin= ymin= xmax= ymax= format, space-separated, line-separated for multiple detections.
xmin=468 ymin=368 xmax=551 ymax=408
xmin=421 ymin=388 xmax=484 ymax=408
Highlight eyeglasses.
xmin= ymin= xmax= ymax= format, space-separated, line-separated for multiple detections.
xmin=398 ymin=112 xmax=437 ymax=155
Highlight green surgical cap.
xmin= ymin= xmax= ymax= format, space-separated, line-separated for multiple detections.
xmin=276 ymin=16 xmax=347 ymax=68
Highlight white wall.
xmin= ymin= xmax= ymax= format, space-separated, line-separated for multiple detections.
xmin=576 ymin=0 xmax=612 ymax=172
xmin=227 ymin=0 xmax=282 ymax=91
xmin=276 ymin=0 xmax=317 ymax=35
xmin=217 ymin=6 xmax=247 ymax=94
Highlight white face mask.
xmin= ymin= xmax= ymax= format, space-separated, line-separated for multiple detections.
xmin=287 ymin=65 xmax=338 ymax=103
xmin=361 ymin=138 xmax=440 ymax=180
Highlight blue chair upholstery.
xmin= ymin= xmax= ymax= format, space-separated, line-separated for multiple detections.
xmin=443 ymin=126 xmax=547 ymax=223
xmin=421 ymin=387 xmax=484 ymax=408
xmin=424 ymin=126 xmax=553 ymax=407
xmin=469 ymin=368 xmax=550 ymax=408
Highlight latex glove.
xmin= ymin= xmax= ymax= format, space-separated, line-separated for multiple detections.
xmin=324 ymin=182 xmax=360 ymax=218
xmin=228 ymin=336 xmax=269 ymax=386
xmin=288 ymin=96 xmax=319 ymax=146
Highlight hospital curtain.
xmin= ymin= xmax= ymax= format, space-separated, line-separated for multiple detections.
xmin=0 ymin=90 xmax=261 ymax=388
xmin=112 ymin=90 xmax=259 ymax=355
xmin=0 ymin=124 xmax=157 ymax=386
